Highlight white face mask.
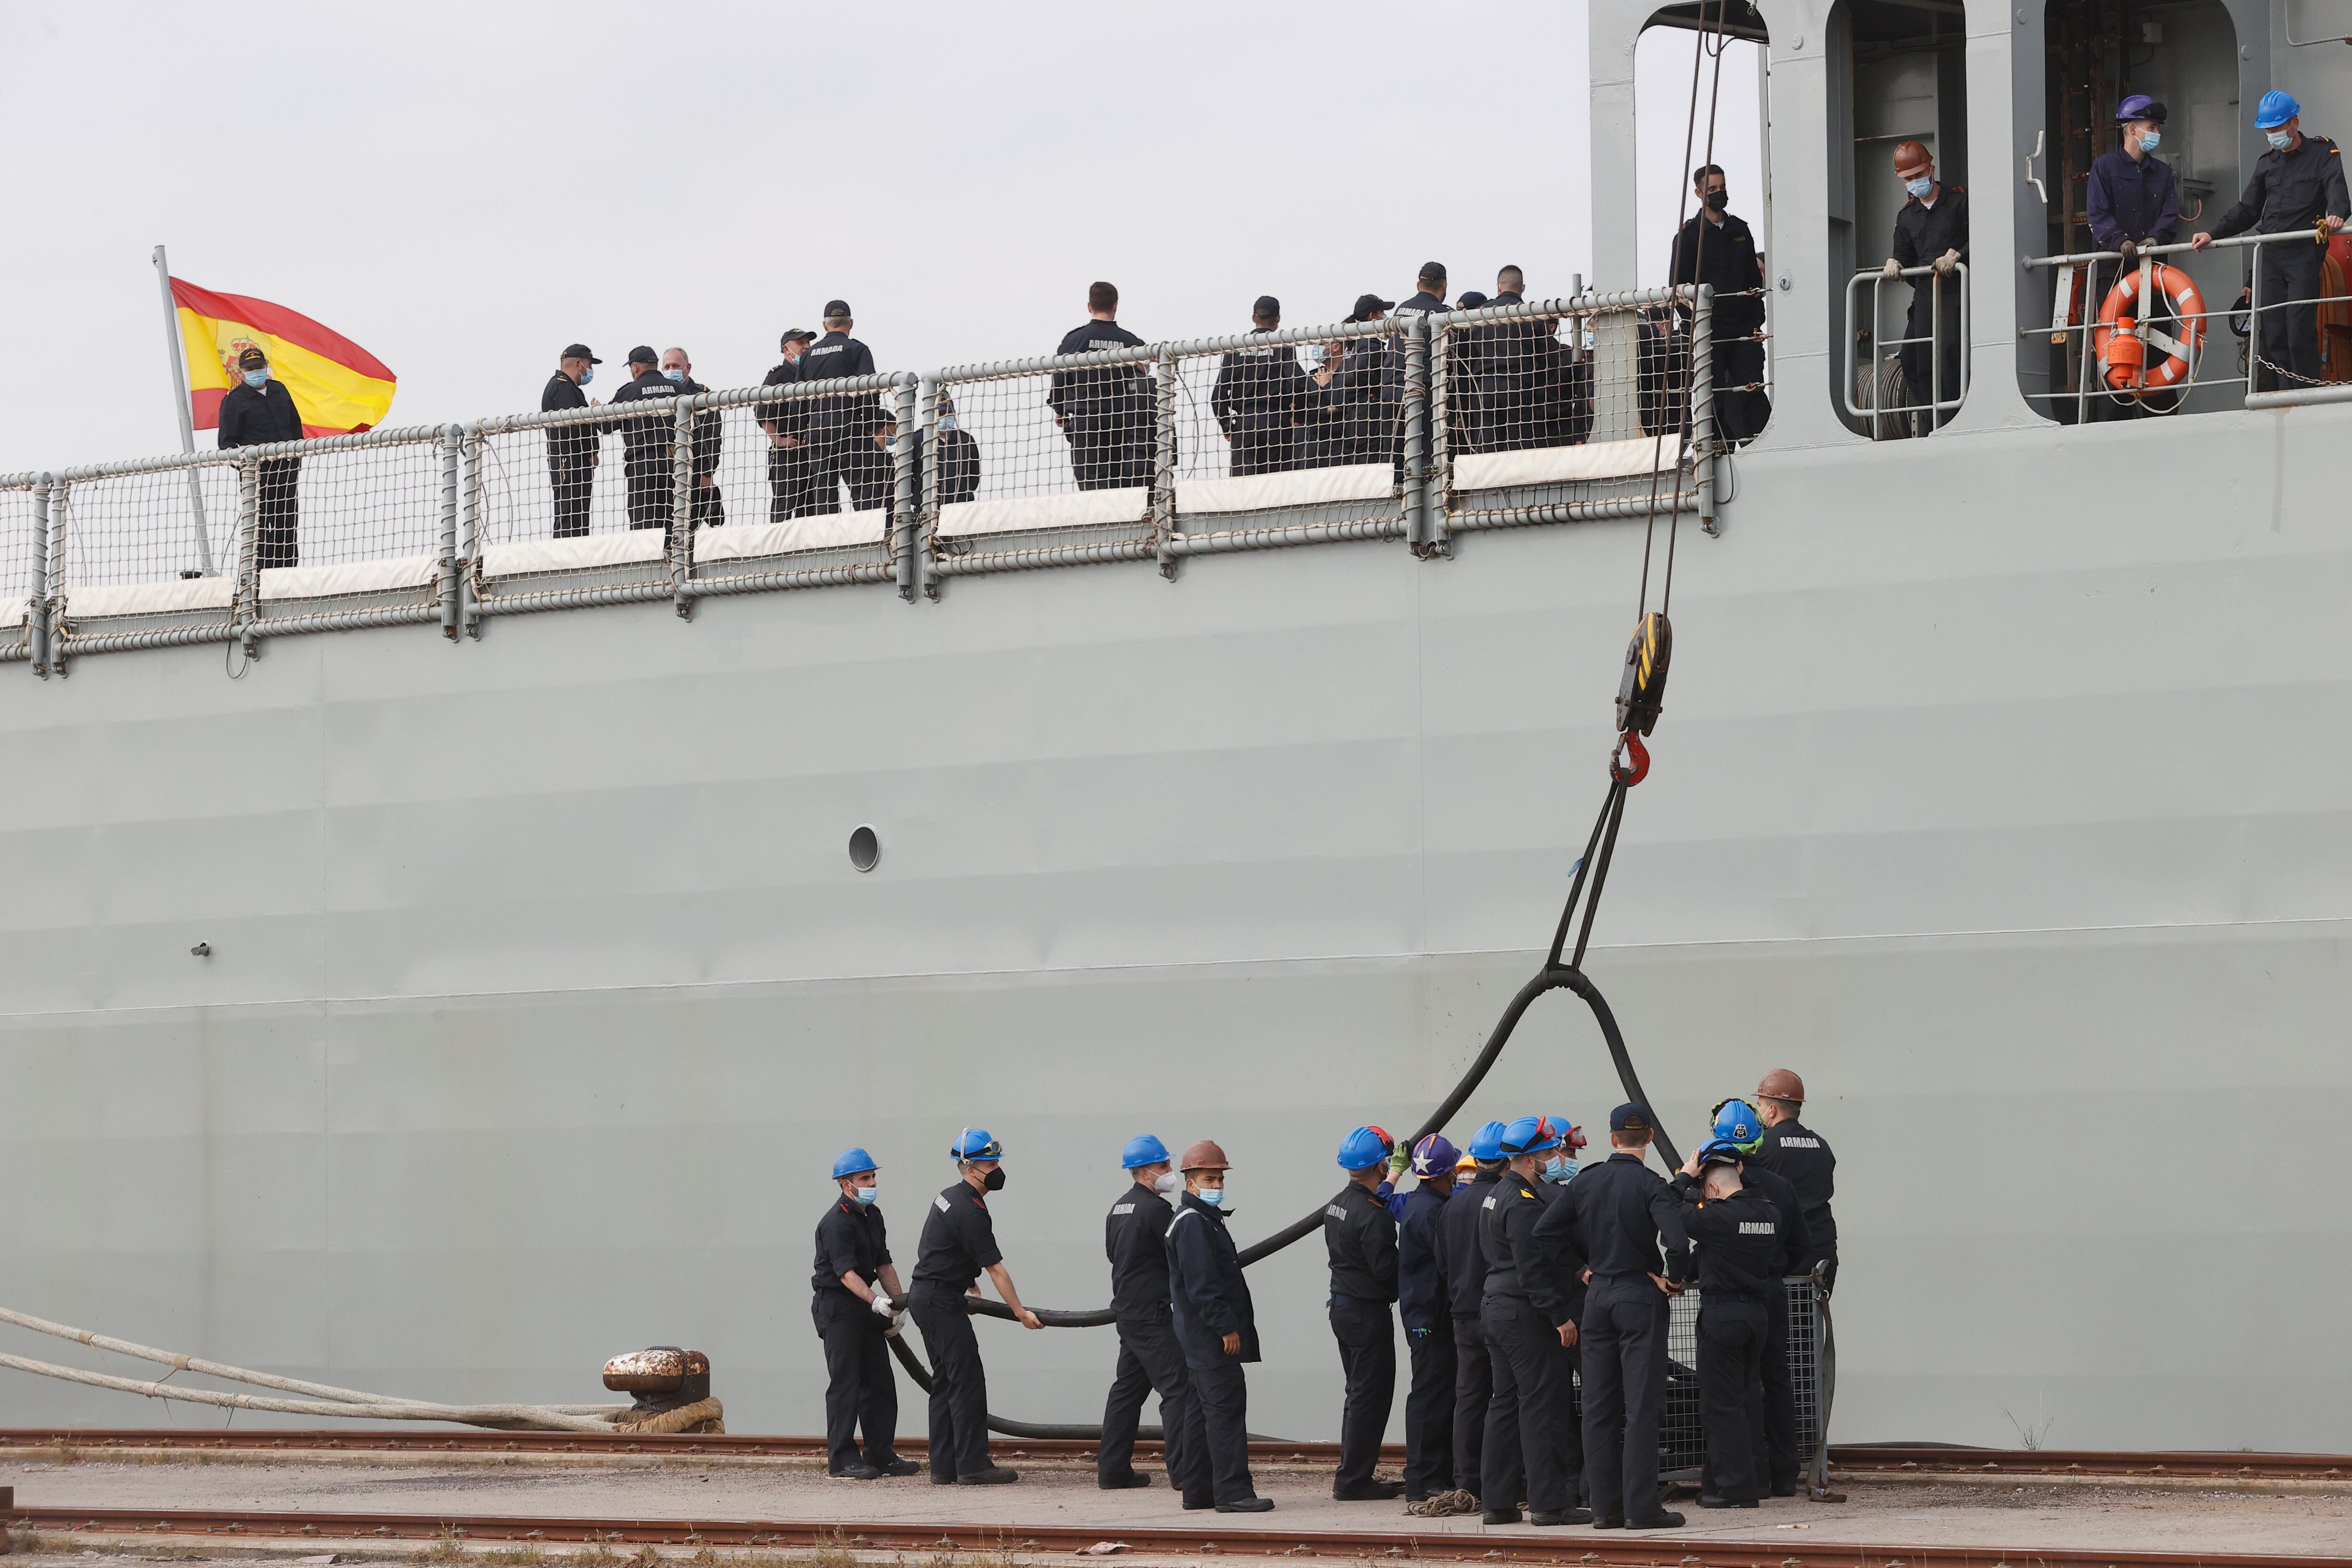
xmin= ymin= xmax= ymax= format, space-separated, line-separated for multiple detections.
xmin=2138 ymin=130 xmax=2161 ymax=152
xmin=1905 ymin=176 xmax=1933 ymax=199
xmin=1152 ymin=1170 xmax=1182 ymax=1195
xmin=663 ymin=368 xmax=686 ymax=384
xmin=242 ymin=369 xmax=269 ymax=389
xmin=1196 ymin=1187 xmax=1224 ymax=1208
xmin=2267 ymin=129 xmax=2294 ymax=151
xmin=852 ymin=1182 xmax=879 ymax=1205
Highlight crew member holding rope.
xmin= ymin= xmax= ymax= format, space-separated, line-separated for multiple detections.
xmin=1097 ymin=1135 xmax=1192 ymax=1492
xmin=908 ymin=1129 xmax=1043 ymax=1487
xmin=811 ymin=1148 xmax=920 ymax=1480
xmin=2193 ymin=92 xmax=2349 ymax=393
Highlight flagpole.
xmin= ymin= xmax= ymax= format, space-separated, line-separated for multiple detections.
xmin=152 ymin=244 xmax=215 ymax=578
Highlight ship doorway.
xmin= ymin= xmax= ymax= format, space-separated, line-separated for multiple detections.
xmin=1636 ymin=2 xmax=1774 ymax=442
xmin=1825 ymin=0 xmax=1969 ymax=436
xmin=2034 ymin=0 xmax=2242 ymax=422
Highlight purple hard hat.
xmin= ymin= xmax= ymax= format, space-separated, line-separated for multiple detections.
xmin=1411 ymin=1133 xmax=1461 ymax=1178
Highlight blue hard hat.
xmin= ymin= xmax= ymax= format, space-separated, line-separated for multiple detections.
xmin=1547 ymin=1114 xmax=1587 ymax=1153
xmin=1500 ymin=1114 xmax=1561 ymax=1157
xmin=1336 ymin=1124 xmax=1393 ymax=1170
xmin=1410 ymin=1133 xmax=1459 ymax=1178
xmin=1466 ymin=1120 xmax=1508 ymax=1161
xmin=1121 ymin=1133 xmax=1171 ymax=1170
xmin=1711 ymin=1098 xmax=1764 ymax=1151
xmin=832 ymin=1146 xmax=878 ymax=1179
xmin=2256 ymin=90 xmax=2300 ymax=130
xmin=950 ymin=1127 xmax=1003 ymax=1161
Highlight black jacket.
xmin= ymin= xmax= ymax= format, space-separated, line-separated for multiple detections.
xmin=1211 ymin=337 xmax=1316 ymax=440
xmin=1105 ymin=1179 xmax=1176 ymax=1319
xmin=1324 ymin=1180 xmax=1400 ymax=1302
xmin=1671 ymin=1177 xmax=1782 ymax=1303
xmin=934 ymin=425 xmax=981 ymax=505
xmin=913 ymin=1178 xmax=1004 ymax=1290
xmin=1393 ymin=289 xmax=1449 ymax=321
xmin=216 ymin=380 xmax=305 ymax=450
xmin=540 ymin=371 xmax=599 ymax=465
xmin=802 ymin=331 xmax=881 ymax=430
xmin=1396 ymin=1183 xmax=1450 ymax=1334
xmin=1167 ymin=1192 xmax=1258 ymax=1362
xmin=1049 ymin=321 xmax=1151 ymax=427
xmin=610 ymin=369 xmax=684 ymax=465
xmin=812 ymin=1195 xmax=892 ymax=1297
xmin=2086 ymin=149 xmax=2182 ymax=248
xmin=2211 ymin=135 xmax=2350 ymax=238
xmin=1738 ymin=1161 xmax=1811 ymax=1279
xmin=1330 ymin=336 xmax=1400 ymax=462
xmin=757 ymin=358 xmax=810 ymax=444
xmin=1537 ymin=1150 xmax=1688 ymax=1284
xmin=1751 ymin=1120 xmax=1836 ymax=1268
xmin=1669 ymin=212 xmax=1767 ymax=336
xmin=1483 ymin=1173 xmax=1579 ymax=1327
xmin=1439 ymin=1170 xmax=1499 ymax=1318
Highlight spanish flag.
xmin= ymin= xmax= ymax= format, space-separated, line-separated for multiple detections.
xmin=171 ymin=278 xmax=397 ymax=437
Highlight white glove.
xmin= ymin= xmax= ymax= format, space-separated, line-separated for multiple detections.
xmin=1932 ymin=248 xmax=1961 ymax=277
xmin=870 ymin=1292 xmax=897 ymax=1320
xmin=1881 ymin=257 xmax=1902 ymax=280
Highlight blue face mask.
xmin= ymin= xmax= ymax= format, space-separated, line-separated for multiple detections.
xmin=2266 ymin=129 xmax=2294 ymax=151
xmin=1544 ymin=1155 xmax=1578 ymax=1184
xmin=242 ymin=370 xmax=269 ymax=389
xmin=1196 ymin=1187 xmax=1225 ymax=1208
xmin=1905 ymin=176 xmax=1933 ymax=200
xmin=579 ymin=367 xmax=594 ymax=386
xmin=938 ymin=413 xmax=958 ymax=431
xmin=663 ymin=369 xmax=686 ymax=384
xmin=2138 ymin=130 xmax=2161 ymax=152
xmin=851 ymin=1183 xmax=878 ymax=1205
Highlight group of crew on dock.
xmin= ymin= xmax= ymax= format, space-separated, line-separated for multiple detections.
xmin=809 ymin=1072 xmax=1837 ymax=1530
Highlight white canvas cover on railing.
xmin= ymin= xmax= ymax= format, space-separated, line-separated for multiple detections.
xmin=936 ymin=487 xmax=1152 ymax=538
xmin=477 ymin=531 xmax=667 ymax=578
xmin=260 ymin=557 xmax=439 ymax=600
xmin=696 ymin=511 xmax=886 ymax=560
xmin=66 ymin=577 xmax=236 ymax=618
xmin=1453 ymin=435 xmax=1684 ymax=492
xmin=1176 ymin=463 xmax=1395 ymax=516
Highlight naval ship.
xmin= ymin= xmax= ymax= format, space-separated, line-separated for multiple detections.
xmin=1 ymin=0 xmax=2346 ymax=1456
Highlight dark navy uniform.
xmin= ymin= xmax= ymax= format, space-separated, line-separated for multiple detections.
xmin=1481 ymin=1177 xmax=1583 ymax=1517
xmin=1541 ymin=1152 xmax=1688 ymax=1526
xmin=677 ymin=375 xmax=722 ymax=531
xmin=1392 ymin=289 xmax=1449 ymax=323
xmin=609 ymin=369 xmax=685 ymax=531
xmin=216 ymin=377 xmax=306 ymax=568
xmin=800 ymin=330 xmax=886 ymax=513
xmin=1166 ymin=1192 xmax=1260 ymax=1507
xmin=1329 ymin=337 xmax=1400 ymax=468
xmin=811 ymin=1195 xmax=903 ymax=1475
xmin=1672 ymin=1175 xmax=1783 ymax=1505
xmin=758 ymin=358 xmax=814 ymax=522
xmin=1738 ymin=1160 xmax=1811 ymax=1492
xmin=2209 ymin=135 xmax=2351 ymax=389
xmin=1323 ymin=1181 xmax=1399 ymax=1496
xmin=2083 ymin=149 xmax=2187 ymax=420
xmin=1669 ymin=212 xmax=1770 ymax=443
xmin=1751 ymin=1118 xmax=1837 ymax=1288
xmin=933 ymin=419 xmax=981 ymax=505
xmin=1438 ymin=1169 xmax=1499 ymax=1495
xmin=540 ymin=371 xmax=597 ymax=538
xmin=910 ymin=1180 xmax=1004 ymax=1482
xmin=1211 ymin=337 xmax=1316 ymax=476
xmin=1098 ymin=1180 xmax=1191 ymax=1489
xmin=1051 ymin=322 xmax=1153 ymax=490
xmin=1889 ymin=186 xmax=1970 ymax=426
xmin=1396 ymin=1182 xmax=1454 ymax=1499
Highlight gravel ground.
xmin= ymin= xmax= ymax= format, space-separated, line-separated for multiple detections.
xmin=7 ymin=1460 xmax=2352 ymax=1555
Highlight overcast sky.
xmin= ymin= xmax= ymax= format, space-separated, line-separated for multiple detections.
xmin=0 ymin=1 xmax=1763 ymax=471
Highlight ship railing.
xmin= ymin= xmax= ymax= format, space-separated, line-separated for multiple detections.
xmin=2024 ymin=229 xmax=2351 ymax=421
xmin=17 ymin=291 xmax=1715 ymax=663
xmin=1843 ymin=262 xmax=1970 ymax=438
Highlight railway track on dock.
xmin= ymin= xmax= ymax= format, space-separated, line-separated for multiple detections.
xmin=1 ymin=1502 xmax=2347 ymax=1568
xmin=4 ymin=1431 xmax=2349 ymax=1482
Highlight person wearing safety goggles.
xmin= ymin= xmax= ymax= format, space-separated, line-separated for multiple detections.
xmin=2193 ymin=90 xmax=2350 ymax=391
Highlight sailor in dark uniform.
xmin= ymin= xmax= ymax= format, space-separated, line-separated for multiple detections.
xmin=1051 ymin=283 xmax=1152 ymax=490
xmin=1097 ymin=1133 xmax=1190 ymax=1491
xmin=216 ymin=346 xmax=306 ymax=568
xmin=2194 ymin=91 xmax=2351 ymax=391
xmin=1670 ymin=1141 xmax=1784 ymax=1509
xmin=608 ymin=347 xmax=684 ymax=531
xmin=541 ymin=344 xmax=601 ymax=538
xmin=907 ymin=1128 xmax=1044 ymax=1486
xmin=810 ymin=1147 xmax=920 ymax=1480
xmin=1883 ymin=142 xmax=1968 ymax=427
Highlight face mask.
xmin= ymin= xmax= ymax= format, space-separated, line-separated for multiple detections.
xmin=1195 ymin=1187 xmax=1224 ymax=1208
xmin=579 ymin=367 xmax=594 ymax=386
xmin=1544 ymin=1155 xmax=1579 ymax=1184
xmin=938 ymin=413 xmax=958 ymax=431
xmin=852 ymin=1184 xmax=878 ymax=1206
xmin=2267 ymin=129 xmax=2294 ymax=151
xmin=982 ymin=1166 xmax=1006 ymax=1192
xmin=1703 ymin=189 xmax=1727 ymax=212
xmin=663 ymin=369 xmax=686 ymax=384
xmin=1905 ymin=176 xmax=1933 ymax=199
xmin=2138 ymin=130 xmax=2161 ymax=152
xmin=1152 ymin=1171 xmax=1182 ymax=1195
xmin=242 ymin=370 xmax=268 ymax=389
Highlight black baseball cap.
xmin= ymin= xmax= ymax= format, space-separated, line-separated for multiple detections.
xmin=1418 ymin=260 xmax=1448 ymax=285
xmin=1252 ymin=294 xmax=1281 ymax=319
xmin=1456 ymin=291 xmax=1489 ymax=310
xmin=779 ymin=327 xmax=816 ymax=345
xmin=823 ymin=299 xmax=852 ymax=319
xmin=561 ymin=343 xmax=601 ymax=363
xmin=1349 ymin=293 xmax=1396 ymax=321
xmin=625 ymin=345 xmax=657 ymax=366
xmin=236 ymin=345 xmax=268 ymax=368
xmin=1609 ymin=1102 xmax=1654 ymax=1133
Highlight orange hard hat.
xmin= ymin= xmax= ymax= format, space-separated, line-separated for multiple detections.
xmin=1179 ymin=1139 xmax=1231 ymax=1173
xmin=1893 ymin=140 xmax=1932 ymax=176
xmin=1757 ymin=1068 xmax=1806 ymax=1104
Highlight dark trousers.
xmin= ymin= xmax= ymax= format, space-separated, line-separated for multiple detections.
xmin=1066 ymin=416 xmax=1149 ymax=490
xmin=549 ymin=457 xmax=593 ymax=538
xmin=1403 ymin=1325 xmax=1457 ymax=1497
xmin=1229 ymin=426 xmax=1296 ymax=477
xmin=767 ymin=446 xmax=813 ymax=521
xmin=1697 ymin=1299 xmax=1766 ymax=1503
xmin=690 ymin=469 xmax=724 ymax=528
xmin=1759 ymin=1281 xmax=1797 ymax=1491
xmin=909 ymin=1284 xmax=991 ymax=1481
xmin=624 ymin=456 xmax=673 ymax=531
xmin=1480 ymin=1293 xmax=1581 ymax=1513
xmin=1172 ymin=1345 xmax=1255 ymax=1505
xmin=809 ymin=426 xmax=891 ymax=514
xmin=1450 ymin=1314 xmax=1491 ymax=1495
xmin=1579 ymin=1276 xmax=1669 ymax=1524
xmin=1099 ymin=1309 xmax=1191 ymax=1487
xmin=254 ymin=457 xmax=300 ymax=569
xmin=1328 ymin=1297 xmax=1396 ymax=1492
xmin=1901 ymin=282 xmax=1964 ymax=429
xmin=2255 ymin=242 xmax=2326 ymax=391
xmin=813 ymin=1291 xmax=899 ymax=1473
xmin=1709 ymin=336 xmax=1769 ymax=444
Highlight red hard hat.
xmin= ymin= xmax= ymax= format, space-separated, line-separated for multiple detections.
xmin=1179 ymin=1139 xmax=1231 ymax=1173
xmin=1757 ymin=1068 xmax=1806 ymax=1104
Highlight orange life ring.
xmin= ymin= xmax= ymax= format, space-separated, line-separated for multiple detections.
xmin=2093 ymin=263 xmax=2206 ymax=395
